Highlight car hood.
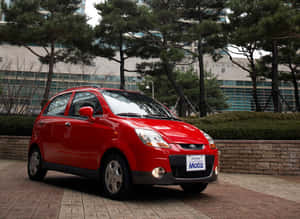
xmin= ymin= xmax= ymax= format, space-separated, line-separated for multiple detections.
xmin=120 ymin=117 xmax=209 ymax=144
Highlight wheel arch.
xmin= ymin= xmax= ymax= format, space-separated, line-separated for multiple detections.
xmin=28 ymin=143 xmax=43 ymax=159
xmin=99 ymin=148 xmax=132 ymax=175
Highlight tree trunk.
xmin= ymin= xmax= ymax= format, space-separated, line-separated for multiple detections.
xmin=164 ymin=63 xmax=187 ymax=117
xmin=177 ymin=97 xmax=186 ymax=117
xmin=271 ymin=40 xmax=281 ymax=112
xmin=197 ymin=39 xmax=207 ymax=117
xmin=41 ymin=43 xmax=55 ymax=109
xmin=291 ymin=68 xmax=300 ymax=112
xmin=251 ymin=77 xmax=262 ymax=111
xmin=249 ymin=55 xmax=262 ymax=112
xmin=119 ymin=33 xmax=125 ymax=90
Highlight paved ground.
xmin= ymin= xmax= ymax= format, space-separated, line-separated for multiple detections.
xmin=0 ymin=160 xmax=300 ymax=219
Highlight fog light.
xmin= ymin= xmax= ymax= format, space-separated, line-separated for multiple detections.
xmin=215 ymin=166 xmax=218 ymax=175
xmin=152 ymin=167 xmax=165 ymax=179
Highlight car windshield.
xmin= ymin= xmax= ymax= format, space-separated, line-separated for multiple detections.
xmin=100 ymin=90 xmax=177 ymax=120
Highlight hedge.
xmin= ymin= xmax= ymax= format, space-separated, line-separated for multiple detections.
xmin=0 ymin=115 xmax=35 ymax=136
xmin=183 ymin=112 xmax=300 ymax=140
xmin=1 ymin=112 xmax=300 ymax=140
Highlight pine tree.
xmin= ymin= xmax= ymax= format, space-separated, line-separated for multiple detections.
xmin=94 ymin=0 xmax=146 ymax=90
xmin=257 ymin=0 xmax=295 ymax=112
xmin=139 ymin=70 xmax=228 ymax=116
xmin=182 ymin=0 xmax=226 ymax=117
xmin=278 ymin=40 xmax=300 ymax=112
xmin=2 ymin=0 xmax=93 ymax=107
xmin=136 ymin=0 xmax=196 ymax=116
xmin=225 ymin=0 xmax=267 ymax=112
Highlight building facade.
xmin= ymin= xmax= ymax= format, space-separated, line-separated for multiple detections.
xmin=0 ymin=0 xmax=86 ymax=22
xmin=0 ymin=45 xmax=139 ymax=114
xmin=0 ymin=45 xmax=299 ymax=115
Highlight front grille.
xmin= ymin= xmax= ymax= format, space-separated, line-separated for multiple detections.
xmin=169 ymin=155 xmax=214 ymax=178
xmin=179 ymin=144 xmax=204 ymax=150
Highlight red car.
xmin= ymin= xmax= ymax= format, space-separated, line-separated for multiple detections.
xmin=28 ymin=87 xmax=218 ymax=199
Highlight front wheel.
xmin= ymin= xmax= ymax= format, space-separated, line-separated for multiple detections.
xmin=28 ymin=148 xmax=47 ymax=181
xmin=180 ymin=183 xmax=208 ymax=193
xmin=101 ymin=154 xmax=132 ymax=200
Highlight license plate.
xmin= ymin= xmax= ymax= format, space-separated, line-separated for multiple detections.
xmin=186 ymin=155 xmax=206 ymax=171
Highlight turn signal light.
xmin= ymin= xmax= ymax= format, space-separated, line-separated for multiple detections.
xmin=210 ymin=144 xmax=217 ymax=149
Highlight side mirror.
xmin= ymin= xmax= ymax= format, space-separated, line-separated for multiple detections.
xmin=79 ymin=106 xmax=95 ymax=121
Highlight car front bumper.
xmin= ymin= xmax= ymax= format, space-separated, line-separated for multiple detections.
xmin=132 ymin=170 xmax=218 ymax=185
xmin=132 ymin=154 xmax=218 ymax=185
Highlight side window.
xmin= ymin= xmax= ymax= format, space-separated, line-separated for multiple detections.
xmin=69 ymin=92 xmax=102 ymax=117
xmin=44 ymin=93 xmax=72 ymax=116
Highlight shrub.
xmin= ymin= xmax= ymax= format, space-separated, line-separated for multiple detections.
xmin=0 ymin=112 xmax=300 ymax=139
xmin=183 ymin=112 xmax=300 ymax=140
xmin=0 ymin=115 xmax=35 ymax=136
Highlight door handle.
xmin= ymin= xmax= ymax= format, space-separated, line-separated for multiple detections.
xmin=65 ymin=122 xmax=71 ymax=127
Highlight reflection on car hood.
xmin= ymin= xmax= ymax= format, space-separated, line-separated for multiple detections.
xmin=121 ymin=118 xmax=209 ymax=144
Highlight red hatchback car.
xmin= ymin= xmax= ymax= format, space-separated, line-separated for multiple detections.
xmin=28 ymin=87 xmax=218 ymax=199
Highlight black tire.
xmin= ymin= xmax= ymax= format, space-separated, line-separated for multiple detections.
xmin=27 ymin=147 xmax=47 ymax=181
xmin=180 ymin=183 xmax=208 ymax=193
xmin=101 ymin=153 xmax=132 ymax=200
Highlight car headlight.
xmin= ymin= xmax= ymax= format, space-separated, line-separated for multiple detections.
xmin=135 ymin=128 xmax=170 ymax=148
xmin=200 ymin=130 xmax=217 ymax=149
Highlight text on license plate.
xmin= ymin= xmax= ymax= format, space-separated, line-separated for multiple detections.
xmin=186 ymin=155 xmax=206 ymax=171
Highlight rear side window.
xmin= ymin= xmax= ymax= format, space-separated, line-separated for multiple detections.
xmin=44 ymin=93 xmax=72 ymax=116
xmin=69 ymin=92 xmax=102 ymax=117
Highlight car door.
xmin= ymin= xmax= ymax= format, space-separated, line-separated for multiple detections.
xmin=64 ymin=91 xmax=111 ymax=170
xmin=39 ymin=92 xmax=73 ymax=165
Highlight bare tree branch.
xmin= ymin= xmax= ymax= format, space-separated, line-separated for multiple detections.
xmin=24 ymin=46 xmax=43 ymax=59
xmin=222 ymin=48 xmax=252 ymax=74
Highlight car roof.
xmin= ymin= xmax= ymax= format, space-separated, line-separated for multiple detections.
xmin=58 ymin=86 xmax=140 ymax=95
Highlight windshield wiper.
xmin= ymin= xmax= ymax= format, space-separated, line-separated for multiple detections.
xmin=144 ymin=114 xmax=181 ymax=121
xmin=116 ymin=113 xmax=144 ymax=118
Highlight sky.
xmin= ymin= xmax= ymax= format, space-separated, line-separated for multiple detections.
xmin=85 ymin=0 xmax=102 ymax=27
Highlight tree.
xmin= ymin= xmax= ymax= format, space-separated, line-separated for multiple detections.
xmin=256 ymin=0 xmax=295 ymax=112
xmin=137 ymin=0 xmax=196 ymax=117
xmin=257 ymin=38 xmax=300 ymax=112
xmin=139 ymin=70 xmax=228 ymax=116
xmin=224 ymin=0 xmax=267 ymax=112
xmin=94 ymin=0 xmax=146 ymax=90
xmin=2 ymin=0 xmax=94 ymax=108
xmin=182 ymin=0 xmax=226 ymax=117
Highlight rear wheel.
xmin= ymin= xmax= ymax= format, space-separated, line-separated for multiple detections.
xmin=101 ymin=154 xmax=132 ymax=200
xmin=28 ymin=147 xmax=47 ymax=181
xmin=180 ymin=183 xmax=208 ymax=193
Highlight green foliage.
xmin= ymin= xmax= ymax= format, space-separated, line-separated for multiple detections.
xmin=182 ymin=0 xmax=226 ymax=56
xmin=139 ymin=70 xmax=228 ymax=114
xmin=180 ymin=0 xmax=226 ymax=117
xmin=1 ymin=112 xmax=300 ymax=140
xmin=183 ymin=112 xmax=300 ymax=140
xmin=94 ymin=0 xmax=147 ymax=89
xmin=254 ymin=1 xmax=300 ymax=111
xmin=0 ymin=115 xmax=35 ymax=136
xmin=3 ymin=0 xmax=93 ymax=63
xmin=136 ymin=0 xmax=194 ymax=116
xmin=2 ymin=0 xmax=94 ymax=106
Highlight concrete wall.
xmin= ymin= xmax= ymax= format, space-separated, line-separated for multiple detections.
xmin=0 ymin=136 xmax=299 ymax=175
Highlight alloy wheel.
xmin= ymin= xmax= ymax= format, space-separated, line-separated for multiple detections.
xmin=104 ymin=160 xmax=123 ymax=194
xmin=29 ymin=151 xmax=40 ymax=176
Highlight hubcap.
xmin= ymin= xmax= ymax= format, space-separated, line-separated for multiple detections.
xmin=105 ymin=160 xmax=123 ymax=194
xmin=29 ymin=151 xmax=40 ymax=176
